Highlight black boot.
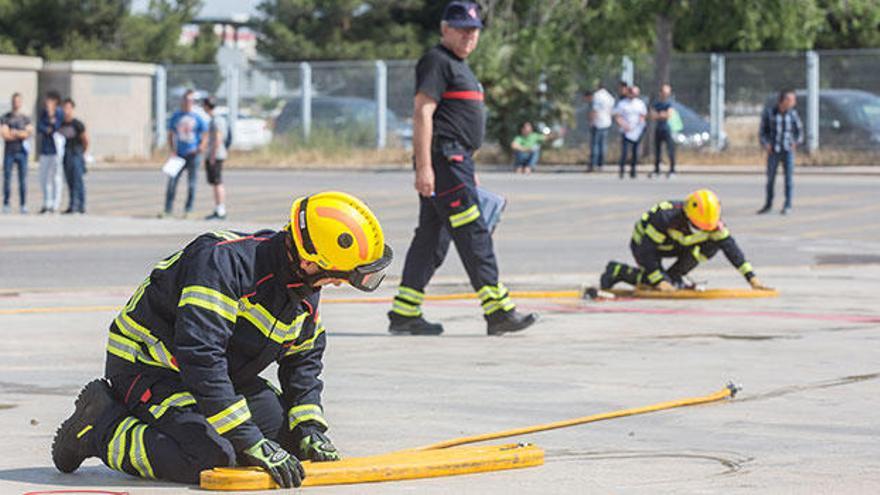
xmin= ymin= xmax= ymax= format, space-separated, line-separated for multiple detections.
xmin=387 ymin=312 xmax=444 ymax=335
xmin=600 ymin=261 xmax=619 ymax=290
xmin=486 ymin=309 xmax=538 ymax=336
xmin=52 ymin=379 xmax=116 ymax=473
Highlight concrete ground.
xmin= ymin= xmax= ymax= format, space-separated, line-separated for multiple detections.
xmin=1 ymin=169 xmax=879 ymax=494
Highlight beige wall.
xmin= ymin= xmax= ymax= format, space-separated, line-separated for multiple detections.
xmin=0 ymin=55 xmax=43 ymax=157
xmin=42 ymin=61 xmax=156 ymax=159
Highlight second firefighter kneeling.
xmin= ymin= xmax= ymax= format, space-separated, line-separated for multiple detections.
xmin=600 ymin=189 xmax=770 ymax=291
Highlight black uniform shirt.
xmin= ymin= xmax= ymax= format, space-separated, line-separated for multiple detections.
xmin=416 ymin=44 xmax=485 ymax=150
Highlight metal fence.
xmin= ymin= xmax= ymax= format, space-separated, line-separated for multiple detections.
xmin=159 ymin=49 xmax=880 ymax=164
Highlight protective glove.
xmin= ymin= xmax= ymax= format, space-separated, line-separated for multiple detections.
xmin=749 ymin=276 xmax=772 ymax=291
xmin=240 ymin=438 xmax=305 ymax=488
xmin=297 ymin=430 xmax=340 ymax=462
xmin=655 ymin=280 xmax=676 ymax=292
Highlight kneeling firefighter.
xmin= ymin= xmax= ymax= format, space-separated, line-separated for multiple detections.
xmin=52 ymin=191 xmax=392 ymax=488
xmin=600 ymin=189 xmax=769 ymax=291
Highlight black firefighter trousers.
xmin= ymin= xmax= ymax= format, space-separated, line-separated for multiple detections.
xmin=88 ymin=372 xmax=293 ymax=485
xmin=397 ymin=140 xmax=511 ymax=317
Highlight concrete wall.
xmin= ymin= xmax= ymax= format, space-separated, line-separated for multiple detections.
xmin=0 ymin=55 xmax=43 ymax=157
xmin=41 ymin=61 xmax=156 ymax=159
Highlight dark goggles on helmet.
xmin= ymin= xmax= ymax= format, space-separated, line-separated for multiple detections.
xmin=317 ymin=244 xmax=393 ymax=292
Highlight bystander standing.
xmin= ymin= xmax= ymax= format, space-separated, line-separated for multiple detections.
xmin=38 ymin=91 xmax=65 ymax=213
xmin=1 ymin=92 xmax=34 ymax=214
xmin=650 ymin=84 xmax=676 ymax=178
xmin=202 ymin=96 xmax=228 ymax=220
xmin=758 ymin=88 xmax=802 ymax=215
xmin=613 ymin=85 xmax=647 ymax=179
xmin=162 ymin=89 xmax=207 ymax=218
xmin=58 ymin=99 xmax=88 ymax=214
xmin=585 ymin=84 xmax=615 ymax=172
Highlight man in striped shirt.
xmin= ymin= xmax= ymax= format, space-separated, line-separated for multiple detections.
xmin=758 ymin=89 xmax=803 ymax=215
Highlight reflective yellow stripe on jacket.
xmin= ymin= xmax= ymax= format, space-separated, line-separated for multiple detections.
xmin=288 ymin=403 xmax=328 ymax=430
xmin=206 ymin=398 xmax=252 ymax=435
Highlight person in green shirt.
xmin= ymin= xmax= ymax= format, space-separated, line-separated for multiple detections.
xmin=511 ymin=121 xmax=551 ymax=174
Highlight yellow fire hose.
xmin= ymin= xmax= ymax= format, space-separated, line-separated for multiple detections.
xmin=410 ymin=383 xmax=739 ymax=451
xmin=201 ymin=383 xmax=739 ymax=490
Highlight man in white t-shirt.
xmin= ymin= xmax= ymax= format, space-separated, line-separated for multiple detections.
xmin=585 ymin=84 xmax=615 ymax=172
xmin=613 ymin=85 xmax=647 ymax=179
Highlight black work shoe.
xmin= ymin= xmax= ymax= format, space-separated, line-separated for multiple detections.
xmin=486 ymin=309 xmax=538 ymax=336
xmin=756 ymin=206 xmax=771 ymax=215
xmin=387 ymin=312 xmax=444 ymax=335
xmin=599 ymin=262 xmax=616 ymax=290
xmin=52 ymin=379 xmax=115 ymax=473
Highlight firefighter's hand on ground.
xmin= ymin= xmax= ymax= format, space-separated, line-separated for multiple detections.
xmin=415 ymin=167 xmax=435 ymax=197
xmin=298 ymin=430 xmax=341 ymax=462
xmin=655 ymin=281 xmax=676 ymax=292
xmin=241 ymin=438 xmax=305 ymax=488
xmin=749 ymin=276 xmax=772 ymax=291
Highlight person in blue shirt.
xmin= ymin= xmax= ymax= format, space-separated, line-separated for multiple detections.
xmin=163 ymin=89 xmax=207 ymax=218
xmin=38 ymin=91 xmax=66 ymax=214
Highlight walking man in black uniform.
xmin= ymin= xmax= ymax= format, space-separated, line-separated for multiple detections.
xmin=52 ymin=192 xmax=393 ymax=488
xmin=388 ymin=1 xmax=538 ymax=336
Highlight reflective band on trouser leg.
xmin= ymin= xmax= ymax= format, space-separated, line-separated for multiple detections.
xmin=479 ymin=284 xmax=515 ymax=316
xmin=738 ymin=262 xmax=754 ymax=275
xmin=148 ymin=392 xmax=196 ymax=420
xmin=128 ymin=423 xmax=156 ymax=478
xmin=288 ymin=404 xmax=328 ymax=430
xmin=647 ymin=270 xmax=665 ymax=284
xmin=178 ymin=286 xmax=239 ymax=323
xmin=692 ymin=246 xmax=709 ymax=263
xmin=391 ymin=300 xmax=421 ymax=318
xmin=449 ymin=205 xmax=480 ymax=228
xmin=206 ymin=399 xmax=252 ymax=435
xmin=395 ymin=286 xmax=425 ymax=305
xmin=612 ymin=264 xmax=622 ymax=278
xmin=107 ymin=416 xmax=139 ymax=472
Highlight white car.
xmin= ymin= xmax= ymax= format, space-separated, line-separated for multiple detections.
xmin=214 ymin=107 xmax=273 ymax=151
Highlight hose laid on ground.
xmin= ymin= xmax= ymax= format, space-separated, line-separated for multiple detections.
xmin=412 ymin=383 xmax=739 ymax=451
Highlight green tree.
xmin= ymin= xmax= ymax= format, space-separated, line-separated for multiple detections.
xmin=815 ymin=0 xmax=880 ymax=48
xmin=0 ymin=0 xmax=217 ymax=63
xmin=256 ymin=1 xmax=432 ymax=61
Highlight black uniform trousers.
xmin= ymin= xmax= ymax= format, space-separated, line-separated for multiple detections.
xmin=91 ymin=372 xmax=293 ymax=485
xmin=400 ymin=141 xmax=500 ymax=294
xmin=610 ymin=240 xmax=723 ymax=287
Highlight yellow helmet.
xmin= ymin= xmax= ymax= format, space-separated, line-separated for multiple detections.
xmin=289 ymin=191 xmax=392 ymax=291
xmin=684 ymin=189 xmax=721 ymax=231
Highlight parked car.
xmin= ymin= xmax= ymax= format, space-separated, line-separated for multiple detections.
xmin=274 ymin=96 xmax=412 ymax=148
xmin=764 ymin=89 xmax=880 ymax=150
xmin=213 ymin=107 xmax=273 ymax=151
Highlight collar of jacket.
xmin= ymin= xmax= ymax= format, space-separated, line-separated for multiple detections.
xmin=259 ymin=230 xmax=319 ymax=301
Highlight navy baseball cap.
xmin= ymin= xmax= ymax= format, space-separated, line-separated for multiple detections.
xmin=443 ymin=1 xmax=484 ymax=29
